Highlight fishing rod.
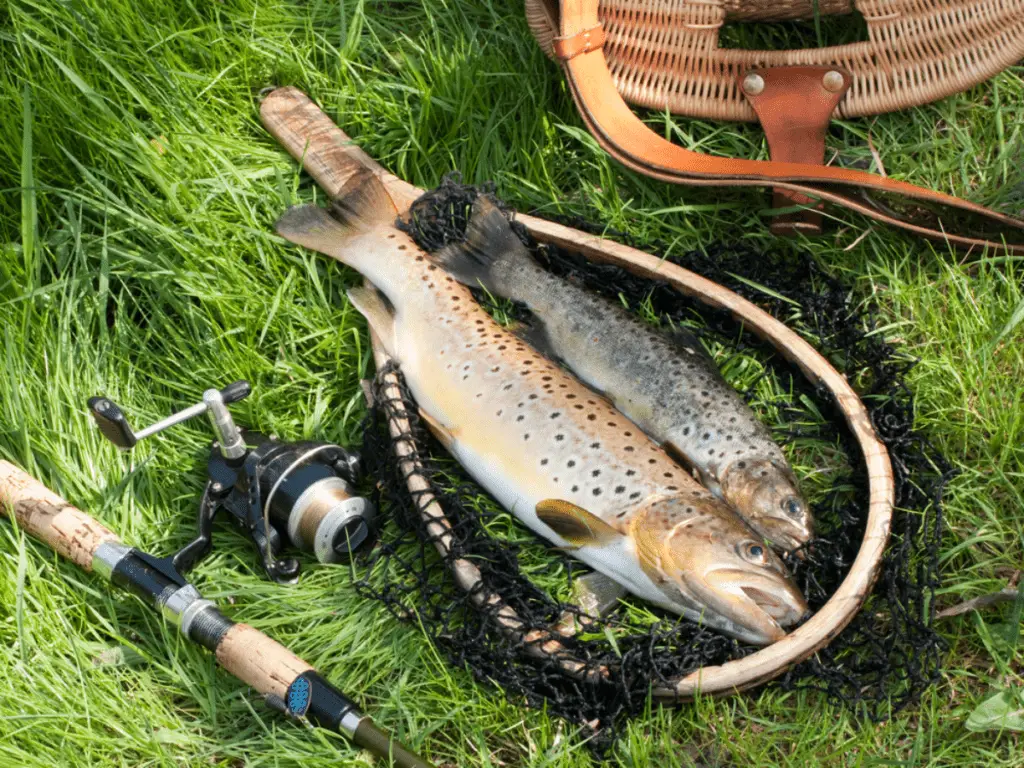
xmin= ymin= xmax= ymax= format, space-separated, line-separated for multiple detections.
xmin=0 ymin=459 xmax=433 ymax=768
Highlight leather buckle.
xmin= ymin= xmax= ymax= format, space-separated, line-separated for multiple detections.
xmin=553 ymin=24 xmax=606 ymax=61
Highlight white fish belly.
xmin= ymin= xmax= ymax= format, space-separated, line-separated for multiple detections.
xmin=443 ymin=434 xmax=672 ymax=609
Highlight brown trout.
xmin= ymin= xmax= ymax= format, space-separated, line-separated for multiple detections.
xmin=433 ymin=199 xmax=813 ymax=552
xmin=275 ymin=170 xmax=808 ymax=645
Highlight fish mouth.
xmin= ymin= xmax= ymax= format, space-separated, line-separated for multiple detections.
xmin=690 ymin=567 xmax=810 ymax=646
xmin=757 ymin=517 xmax=813 ymax=558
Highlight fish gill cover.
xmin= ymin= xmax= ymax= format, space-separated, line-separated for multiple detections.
xmin=355 ymin=173 xmax=950 ymax=752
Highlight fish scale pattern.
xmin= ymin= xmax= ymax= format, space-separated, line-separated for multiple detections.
xmin=355 ymin=174 xmax=949 ymax=753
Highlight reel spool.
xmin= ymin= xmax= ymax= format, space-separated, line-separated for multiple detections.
xmin=88 ymin=381 xmax=375 ymax=583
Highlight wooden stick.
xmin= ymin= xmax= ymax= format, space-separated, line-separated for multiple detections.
xmin=259 ymin=86 xmax=895 ymax=701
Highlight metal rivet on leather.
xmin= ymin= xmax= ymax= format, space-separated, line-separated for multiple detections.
xmin=742 ymin=73 xmax=765 ymax=96
xmin=822 ymin=70 xmax=846 ymax=93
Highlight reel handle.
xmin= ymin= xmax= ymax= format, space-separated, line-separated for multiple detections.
xmin=88 ymin=381 xmax=251 ymax=455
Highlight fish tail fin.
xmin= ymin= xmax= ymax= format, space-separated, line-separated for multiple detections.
xmin=329 ymin=169 xmax=399 ymax=229
xmin=433 ymin=196 xmax=533 ymax=295
xmin=275 ymin=169 xmax=399 ymax=260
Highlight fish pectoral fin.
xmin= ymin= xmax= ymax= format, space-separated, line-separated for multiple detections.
xmin=666 ymin=324 xmax=715 ymax=363
xmin=417 ymin=408 xmax=457 ymax=451
xmin=536 ymin=499 xmax=622 ymax=547
xmin=347 ymin=283 xmax=397 ymax=356
xmin=573 ymin=571 xmax=627 ymax=617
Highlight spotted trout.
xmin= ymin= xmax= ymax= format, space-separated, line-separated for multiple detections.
xmin=433 ymin=198 xmax=813 ymax=552
xmin=275 ymin=170 xmax=808 ymax=645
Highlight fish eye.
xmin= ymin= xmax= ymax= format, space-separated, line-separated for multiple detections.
xmin=781 ymin=497 xmax=803 ymax=518
xmin=738 ymin=541 xmax=767 ymax=564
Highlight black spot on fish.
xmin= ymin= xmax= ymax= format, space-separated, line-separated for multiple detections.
xmin=567 ymin=460 xmax=576 ymax=468
xmin=590 ymin=442 xmax=600 ymax=449
xmin=592 ymin=488 xmax=602 ymax=496
xmin=624 ymin=446 xmax=634 ymax=452
xmin=524 ymin=434 xmax=530 ymax=441
xmin=626 ymin=470 xmax=636 ymax=477
xmin=592 ymin=469 xmax=601 ymax=477
xmin=615 ymin=486 xmax=625 ymax=494
xmin=516 ymin=415 xmax=524 ymax=422
xmin=541 ymin=458 xmax=548 ymax=465
xmin=571 ymin=484 xmax=579 ymax=492
xmin=629 ymin=492 xmax=641 ymax=499
xmin=555 ymin=434 xmax=565 ymax=441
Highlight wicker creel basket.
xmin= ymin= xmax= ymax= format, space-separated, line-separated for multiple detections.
xmin=528 ymin=0 xmax=1024 ymax=121
xmin=527 ymin=0 xmax=1024 ymax=247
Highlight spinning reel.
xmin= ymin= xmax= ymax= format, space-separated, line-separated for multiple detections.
xmin=88 ymin=381 xmax=375 ymax=583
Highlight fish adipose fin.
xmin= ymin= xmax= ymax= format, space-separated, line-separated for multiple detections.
xmin=275 ymin=169 xmax=398 ymax=255
xmin=433 ymin=196 xmax=532 ymax=293
xmin=536 ymin=499 xmax=621 ymax=547
xmin=346 ymin=284 xmax=396 ymax=356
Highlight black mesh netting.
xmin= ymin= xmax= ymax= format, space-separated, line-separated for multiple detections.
xmin=354 ymin=174 xmax=952 ymax=752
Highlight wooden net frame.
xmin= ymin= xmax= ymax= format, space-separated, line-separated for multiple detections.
xmin=527 ymin=0 xmax=1024 ymax=121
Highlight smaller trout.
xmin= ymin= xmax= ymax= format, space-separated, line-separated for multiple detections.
xmin=434 ymin=198 xmax=813 ymax=552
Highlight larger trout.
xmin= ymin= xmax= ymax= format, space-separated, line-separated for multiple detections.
xmin=275 ymin=171 xmax=808 ymax=645
xmin=434 ymin=198 xmax=813 ymax=552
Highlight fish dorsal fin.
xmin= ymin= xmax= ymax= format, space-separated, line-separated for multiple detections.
xmin=536 ymin=499 xmax=621 ymax=547
xmin=328 ymin=169 xmax=399 ymax=230
xmin=432 ymin=196 xmax=531 ymax=292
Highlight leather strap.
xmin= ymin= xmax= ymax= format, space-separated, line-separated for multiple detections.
xmin=554 ymin=1 xmax=1024 ymax=253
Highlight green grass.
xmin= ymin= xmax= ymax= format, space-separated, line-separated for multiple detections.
xmin=2 ymin=1 xmax=1024 ymax=765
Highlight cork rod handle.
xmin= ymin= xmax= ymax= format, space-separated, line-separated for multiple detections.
xmin=0 ymin=460 xmax=121 ymax=570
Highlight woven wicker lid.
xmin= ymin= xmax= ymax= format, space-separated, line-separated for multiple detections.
xmin=527 ymin=0 xmax=1024 ymax=121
